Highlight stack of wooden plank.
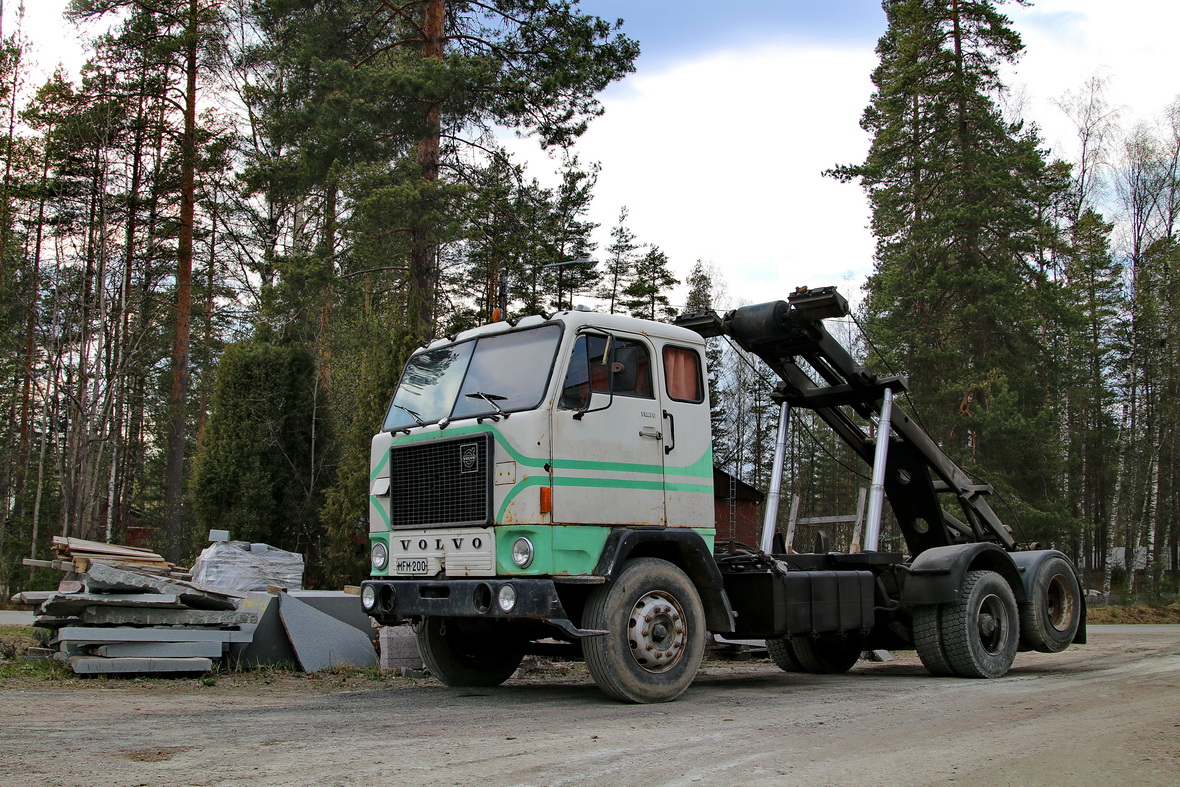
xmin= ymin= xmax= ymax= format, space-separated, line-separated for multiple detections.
xmin=32 ymin=536 xmax=190 ymax=579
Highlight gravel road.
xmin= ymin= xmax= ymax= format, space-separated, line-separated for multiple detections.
xmin=1 ymin=625 xmax=1177 ymax=787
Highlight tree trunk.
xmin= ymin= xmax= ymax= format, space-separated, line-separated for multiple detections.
xmin=163 ymin=0 xmax=200 ymax=560
xmin=198 ymin=189 xmax=217 ymax=439
xmin=409 ymin=0 xmax=446 ymax=339
xmin=1102 ymin=420 xmax=1128 ymax=600
xmin=8 ymin=143 xmax=50 ymax=553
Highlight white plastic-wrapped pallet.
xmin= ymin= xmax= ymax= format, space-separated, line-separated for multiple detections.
xmin=191 ymin=540 xmax=304 ymax=593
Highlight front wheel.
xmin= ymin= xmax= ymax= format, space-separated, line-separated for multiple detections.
xmin=416 ymin=617 xmax=524 ymax=687
xmin=582 ymin=558 xmax=706 ymax=703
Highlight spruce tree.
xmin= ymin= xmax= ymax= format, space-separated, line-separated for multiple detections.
xmin=1061 ymin=209 xmax=1123 ymax=573
xmin=190 ymin=338 xmax=333 ymax=575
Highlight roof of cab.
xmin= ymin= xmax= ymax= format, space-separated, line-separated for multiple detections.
xmin=418 ymin=308 xmax=706 ymax=352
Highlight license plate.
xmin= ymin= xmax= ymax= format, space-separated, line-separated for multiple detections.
xmin=395 ymin=558 xmax=430 ymax=575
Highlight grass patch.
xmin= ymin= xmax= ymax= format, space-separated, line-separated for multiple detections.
xmin=0 ymin=624 xmax=39 ymax=662
xmin=0 ymin=653 xmax=73 ymax=681
xmin=1086 ymin=604 xmax=1180 ymax=624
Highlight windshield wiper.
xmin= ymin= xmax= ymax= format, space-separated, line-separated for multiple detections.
xmin=465 ymin=391 xmax=509 ymax=420
xmin=390 ymin=403 xmax=426 ymax=427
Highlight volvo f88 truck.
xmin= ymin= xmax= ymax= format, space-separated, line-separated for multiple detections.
xmin=360 ymin=286 xmax=1085 ymax=703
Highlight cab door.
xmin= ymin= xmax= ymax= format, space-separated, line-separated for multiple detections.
xmin=550 ymin=331 xmax=666 ymax=526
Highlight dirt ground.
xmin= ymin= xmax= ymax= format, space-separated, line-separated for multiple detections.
xmin=1 ymin=625 xmax=1177 ymax=787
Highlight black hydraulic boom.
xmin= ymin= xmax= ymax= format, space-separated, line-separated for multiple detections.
xmin=675 ymin=286 xmax=1017 ymax=558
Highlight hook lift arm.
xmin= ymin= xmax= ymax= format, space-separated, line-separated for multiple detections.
xmin=675 ymin=286 xmax=1016 ymax=558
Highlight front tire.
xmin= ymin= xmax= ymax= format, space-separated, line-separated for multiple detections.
xmin=416 ymin=617 xmax=524 ymax=687
xmin=582 ymin=558 xmax=706 ymax=703
xmin=940 ymin=570 xmax=1019 ymax=678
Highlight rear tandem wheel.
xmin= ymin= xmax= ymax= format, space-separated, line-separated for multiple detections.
xmin=1019 ymin=555 xmax=1082 ymax=653
xmin=915 ymin=569 xmax=1019 ymax=679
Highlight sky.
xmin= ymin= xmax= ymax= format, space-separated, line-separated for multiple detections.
xmin=7 ymin=0 xmax=1180 ymax=310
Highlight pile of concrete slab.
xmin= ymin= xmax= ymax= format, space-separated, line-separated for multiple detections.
xmin=17 ymin=550 xmax=378 ymax=676
xmin=30 ymin=563 xmax=253 ymax=674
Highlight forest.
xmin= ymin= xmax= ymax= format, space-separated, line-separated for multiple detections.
xmin=0 ymin=0 xmax=1175 ymax=599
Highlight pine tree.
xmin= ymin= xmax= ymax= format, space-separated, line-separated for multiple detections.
xmin=598 ymin=206 xmax=638 ymax=313
xmin=830 ymin=0 xmax=1069 ymax=539
xmin=683 ymin=261 xmax=727 ymax=459
xmin=622 ymin=245 xmax=677 ymax=321
xmin=0 ymin=27 xmax=35 ymax=590
xmin=69 ymin=0 xmax=227 ymax=560
xmin=252 ymin=0 xmax=637 ymax=338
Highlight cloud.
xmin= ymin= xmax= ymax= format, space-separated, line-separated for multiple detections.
xmin=509 ymin=42 xmax=879 ymax=309
xmin=1007 ymin=0 xmax=1180 ymax=155
xmin=557 ymin=1 xmax=1180 ymax=308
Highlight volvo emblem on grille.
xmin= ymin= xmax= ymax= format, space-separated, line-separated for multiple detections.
xmin=459 ymin=443 xmax=479 ymax=473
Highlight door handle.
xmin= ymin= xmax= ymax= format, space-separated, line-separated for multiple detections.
xmin=662 ymin=410 xmax=676 ymax=454
xmin=639 ymin=426 xmax=662 ymax=440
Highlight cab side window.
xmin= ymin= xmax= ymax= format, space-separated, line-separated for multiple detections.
xmin=559 ymin=334 xmax=653 ymax=409
xmin=663 ymin=345 xmax=703 ymax=403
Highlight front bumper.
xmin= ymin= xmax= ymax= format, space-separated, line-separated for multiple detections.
xmin=360 ymin=577 xmax=605 ymax=638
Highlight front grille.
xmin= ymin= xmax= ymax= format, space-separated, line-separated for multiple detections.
xmin=387 ymin=433 xmax=492 ymax=528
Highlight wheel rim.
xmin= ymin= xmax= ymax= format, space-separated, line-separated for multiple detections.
xmin=1045 ymin=573 xmax=1075 ymax=632
xmin=626 ymin=590 xmax=687 ymax=673
xmin=976 ymin=593 xmax=1011 ymax=656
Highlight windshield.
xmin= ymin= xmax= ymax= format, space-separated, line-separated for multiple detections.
xmin=383 ymin=324 xmax=562 ymax=431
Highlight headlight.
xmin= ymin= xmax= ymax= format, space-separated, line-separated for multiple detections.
xmin=361 ymin=584 xmax=377 ymax=611
xmin=371 ymin=541 xmax=389 ymax=571
xmin=497 ymin=584 xmax=517 ymax=613
xmin=511 ymin=537 xmax=534 ymax=568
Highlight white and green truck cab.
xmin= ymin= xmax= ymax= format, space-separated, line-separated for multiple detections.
xmin=361 ymin=288 xmax=1086 ymax=703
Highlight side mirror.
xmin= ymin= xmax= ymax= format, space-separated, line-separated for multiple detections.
xmin=573 ymin=332 xmax=618 ymax=421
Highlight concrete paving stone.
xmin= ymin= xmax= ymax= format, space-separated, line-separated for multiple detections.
xmin=5 ymin=593 xmax=52 ymax=610
xmin=94 ymin=642 xmax=224 ymax=658
xmin=228 ymin=593 xmax=297 ymax=668
xmin=40 ymin=593 xmax=185 ymax=616
xmin=77 ymin=606 xmax=256 ymax=627
xmin=53 ymin=626 xmax=254 ymax=644
xmin=278 ymin=592 xmax=378 ymax=672
xmin=289 ymin=591 xmax=376 ymax=639
xmin=83 ymin=563 xmax=240 ymax=610
xmin=68 ymin=656 xmax=213 ymax=674
xmin=379 ymin=625 xmax=424 ymax=671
